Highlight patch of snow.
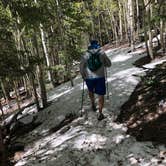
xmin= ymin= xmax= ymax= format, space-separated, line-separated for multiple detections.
xmin=48 ymin=88 xmax=73 ymax=102
xmin=74 ymin=133 xmax=107 ymax=150
xmin=111 ymin=54 xmax=133 ymax=62
xmin=143 ymin=59 xmax=166 ymax=69
xmin=112 ymin=134 xmax=126 ymax=144
xmin=22 ymin=105 xmax=37 ymax=115
xmin=14 ymin=46 xmax=165 ymax=166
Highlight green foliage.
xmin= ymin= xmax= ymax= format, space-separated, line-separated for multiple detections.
xmin=0 ymin=2 xmax=28 ymax=79
xmin=0 ymin=3 xmax=12 ymax=29
xmin=29 ymin=56 xmax=42 ymax=65
xmin=50 ymin=64 xmax=66 ymax=82
xmin=0 ymin=0 xmax=165 ymax=85
xmin=143 ymin=76 xmax=158 ymax=87
xmin=8 ymin=1 xmax=43 ymax=27
xmin=22 ymin=55 xmax=43 ymax=74
xmin=0 ymin=9 xmax=23 ymax=79
xmin=50 ymin=64 xmax=65 ymax=73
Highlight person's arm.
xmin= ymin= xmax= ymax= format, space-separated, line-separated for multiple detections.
xmin=100 ymin=50 xmax=111 ymax=67
xmin=79 ymin=55 xmax=86 ymax=79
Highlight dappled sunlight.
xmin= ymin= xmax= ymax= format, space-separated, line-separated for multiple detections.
xmin=112 ymin=134 xmax=127 ymax=144
xmin=105 ymin=48 xmax=117 ymax=54
xmin=112 ymin=67 xmax=144 ymax=79
xmin=127 ymin=154 xmax=143 ymax=165
xmin=129 ymin=104 xmax=166 ymax=129
xmin=39 ymin=129 xmax=50 ymax=136
xmin=131 ymin=49 xmax=146 ymax=55
xmin=126 ymin=76 xmax=139 ymax=85
xmin=48 ymin=88 xmax=73 ymax=101
xmin=143 ymin=59 xmax=166 ymax=69
xmin=126 ymin=152 xmax=166 ymax=166
xmin=49 ymin=126 xmax=83 ymax=149
xmin=15 ymin=126 xmax=85 ymax=165
xmin=111 ymin=54 xmax=133 ymax=63
xmin=13 ymin=47 xmax=166 ymax=166
xmin=110 ymin=123 xmax=127 ymax=131
xmin=0 ymin=0 xmax=165 ymax=164
xmin=73 ymin=134 xmax=107 ymax=150
xmin=15 ymin=161 xmax=27 ymax=166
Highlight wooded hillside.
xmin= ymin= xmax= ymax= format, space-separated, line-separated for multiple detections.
xmin=0 ymin=0 xmax=165 ymax=165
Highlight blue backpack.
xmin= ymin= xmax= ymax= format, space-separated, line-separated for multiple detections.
xmin=87 ymin=50 xmax=102 ymax=71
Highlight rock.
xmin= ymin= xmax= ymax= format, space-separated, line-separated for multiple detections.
xmin=59 ymin=126 xmax=71 ymax=134
xmin=18 ymin=115 xmax=35 ymax=125
xmin=14 ymin=151 xmax=25 ymax=162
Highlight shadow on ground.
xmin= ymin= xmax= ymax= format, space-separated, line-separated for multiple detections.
xmin=117 ymin=62 xmax=166 ymax=145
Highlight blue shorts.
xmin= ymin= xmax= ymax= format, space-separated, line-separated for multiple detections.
xmin=85 ymin=77 xmax=106 ymax=95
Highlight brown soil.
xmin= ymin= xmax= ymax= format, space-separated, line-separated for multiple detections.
xmin=117 ymin=60 xmax=166 ymax=145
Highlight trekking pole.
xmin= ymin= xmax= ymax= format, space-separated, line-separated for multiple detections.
xmin=80 ymin=79 xmax=85 ymax=116
xmin=105 ymin=68 xmax=109 ymax=100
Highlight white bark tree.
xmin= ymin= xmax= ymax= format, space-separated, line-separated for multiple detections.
xmin=128 ymin=0 xmax=135 ymax=51
xmin=144 ymin=0 xmax=154 ymax=59
xmin=40 ymin=24 xmax=52 ymax=82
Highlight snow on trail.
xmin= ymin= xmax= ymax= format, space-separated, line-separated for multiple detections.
xmin=15 ymin=47 xmax=166 ymax=166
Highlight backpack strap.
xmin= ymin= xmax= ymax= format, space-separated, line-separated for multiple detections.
xmin=87 ymin=49 xmax=102 ymax=71
xmin=87 ymin=49 xmax=101 ymax=56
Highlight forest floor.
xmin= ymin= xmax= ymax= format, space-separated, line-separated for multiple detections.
xmin=117 ymin=55 xmax=166 ymax=146
xmin=2 ymin=43 xmax=166 ymax=166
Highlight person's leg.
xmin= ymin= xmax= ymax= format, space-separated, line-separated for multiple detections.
xmin=85 ymin=79 xmax=96 ymax=111
xmin=98 ymin=95 xmax=104 ymax=113
xmin=95 ymin=78 xmax=106 ymax=120
xmin=97 ymin=95 xmax=105 ymax=120
xmin=88 ymin=91 xmax=95 ymax=106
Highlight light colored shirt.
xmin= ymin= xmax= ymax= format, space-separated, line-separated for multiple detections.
xmin=80 ymin=48 xmax=111 ymax=79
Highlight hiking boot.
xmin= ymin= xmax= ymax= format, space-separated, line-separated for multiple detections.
xmin=97 ymin=112 xmax=105 ymax=121
xmin=91 ymin=105 xmax=97 ymax=112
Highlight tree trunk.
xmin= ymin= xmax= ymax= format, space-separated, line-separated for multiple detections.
xmin=111 ymin=14 xmax=119 ymax=46
xmin=101 ymin=13 xmax=110 ymax=43
xmin=118 ymin=0 xmax=123 ymax=42
xmin=84 ymin=1 xmax=96 ymax=39
xmin=0 ymin=79 xmax=11 ymax=108
xmin=160 ymin=20 xmax=164 ymax=51
xmin=141 ymin=0 xmax=150 ymax=58
xmin=136 ymin=0 xmax=140 ymax=40
xmin=13 ymin=80 xmax=21 ymax=111
xmin=23 ymin=76 xmax=29 ymax=97
xmin=50 ymin=26 xmax=60 ymax=65
xmin=21 ymin=36 xmax=36 ymax=98
xmin=98 ymin=10 xmax=102 ymax=45
xmin=0 ymin=101 xmax=4 ymax=120
xmin=160 ymin=2 xmax=165 ymax=53
xmin=0 ymin=126 xmax=7 ymax=166
xmin=107 ymin=8 xmax=116 ymax=44
xmin=67 ymin=63 xmax=74 ymax=87
xmin=33 ymin=32 xmax=47 ymax=108
xmin=128 ymin=0 xmax=135 ymax=51
xmin=40 ymin=24 xmax=52 ymax=83
xmin=122 ymin=0 xmax=128 ymax=41
xmin=30 ymin=73 xmax=40 ymax=111
xmin=55 ymin=0 xmax=65 ymax=49
xmin=144 ymin=0 xmax=154 ymax=59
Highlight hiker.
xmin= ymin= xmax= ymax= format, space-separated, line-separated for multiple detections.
xmin=80 ymin=40 xmax=111 ymax=120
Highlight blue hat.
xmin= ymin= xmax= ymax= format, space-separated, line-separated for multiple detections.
xmin=89 ymin=40 xmax=100 ymax=49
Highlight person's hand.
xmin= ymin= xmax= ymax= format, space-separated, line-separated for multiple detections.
xmin=82 ymin=76 xmax=86 ymax=80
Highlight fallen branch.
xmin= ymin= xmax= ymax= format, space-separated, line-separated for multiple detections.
xmin=3 ymin=102 xmax=36 ymax=133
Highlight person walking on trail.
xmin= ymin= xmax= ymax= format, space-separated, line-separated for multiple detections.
xmin=80 ymin=40 xmax=111 ymax=120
